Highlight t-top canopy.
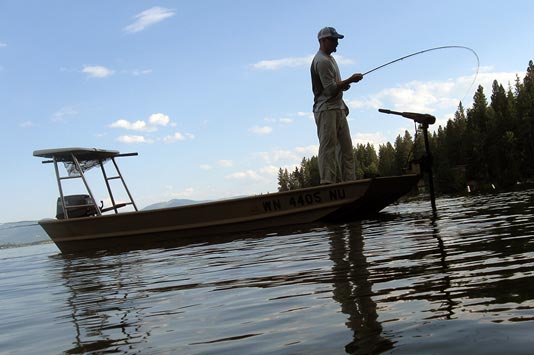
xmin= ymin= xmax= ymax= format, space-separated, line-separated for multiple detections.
xmin=33 ymin=147 xmax=121 ymax=162
xmin=33 ymin=148 xmax=134 ymax=176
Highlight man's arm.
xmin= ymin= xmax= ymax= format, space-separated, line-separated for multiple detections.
xmin=315 ymin=60 xmax=340 ymax=97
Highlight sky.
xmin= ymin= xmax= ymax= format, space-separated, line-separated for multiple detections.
xmin=1 ymin=0 xmax=533 ymax=223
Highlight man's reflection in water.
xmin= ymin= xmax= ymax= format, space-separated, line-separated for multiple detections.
xmin=328 ymin=223 xmax=394 ymax=355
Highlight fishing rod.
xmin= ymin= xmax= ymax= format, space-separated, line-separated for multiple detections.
xmin=362 ymin=45 xmax=480 ymax=77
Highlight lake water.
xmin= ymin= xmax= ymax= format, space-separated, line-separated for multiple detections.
xmin=1 ymin=189 xmax=533 ymax=355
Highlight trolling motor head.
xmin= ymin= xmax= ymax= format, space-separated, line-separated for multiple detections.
xmin=378 ymin=109 xmax=436 ymax=125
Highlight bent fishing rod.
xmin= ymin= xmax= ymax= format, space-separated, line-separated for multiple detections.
xmin=362 ymin=45 xmax=480 ymax=77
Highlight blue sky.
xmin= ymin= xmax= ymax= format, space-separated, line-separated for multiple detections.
xmin=1 ymin=0 xmax=533 ymax=223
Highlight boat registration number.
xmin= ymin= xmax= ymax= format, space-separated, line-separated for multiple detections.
xmin=262 ymin=188 xmax=346 ymax=212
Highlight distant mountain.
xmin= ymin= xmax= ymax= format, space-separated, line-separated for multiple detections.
xmin=0 ymin=221 xmax=50 ymax=247
xmin=142 ymin=199 xmax=210 ymax=210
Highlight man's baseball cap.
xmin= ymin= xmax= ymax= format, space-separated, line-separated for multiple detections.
xmin=317 ymin=27 xmax=344 ymax=40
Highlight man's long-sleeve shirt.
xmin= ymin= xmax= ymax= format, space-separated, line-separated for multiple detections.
xmin=311 ymin=50 xmax=346 ymax=113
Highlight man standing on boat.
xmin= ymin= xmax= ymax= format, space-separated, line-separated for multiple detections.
xmin=311 ymin=27 xmax=363 ymax=184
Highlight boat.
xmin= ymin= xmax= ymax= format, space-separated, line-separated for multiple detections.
xmin=33 ymin=147 xmax=420 ymax=253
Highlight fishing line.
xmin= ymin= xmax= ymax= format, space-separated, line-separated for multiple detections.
xmin=363 ymin=45 xmax=480 ymax=103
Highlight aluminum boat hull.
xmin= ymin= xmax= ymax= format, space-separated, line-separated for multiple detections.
xmin=39 ymin=175 xmax=419 ymax=253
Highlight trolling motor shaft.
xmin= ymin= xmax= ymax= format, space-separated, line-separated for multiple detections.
xmin=379 ymin=108 xmax=437 ymax=214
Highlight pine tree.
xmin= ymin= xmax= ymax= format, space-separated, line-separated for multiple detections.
xmin=440 ymin=103 xmax=469 ymax=191
xmin=378 ymin=142 xmax=396 ymax=176
xmin=304 ymin=156 xmax=320 ymax=187
xmin=516 ymin=60 xmax=534 ymax=176
xmin=489 ymin=80 xmax=521 ymax=186
xmin=466 ymin=85 xmax=490 ymax=183
xmin=277 ymin=168 xmax=289 ymax=192
xmin=394 ymin=131 xmax=413 ymax=174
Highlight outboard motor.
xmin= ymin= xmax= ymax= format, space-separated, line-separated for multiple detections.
xmin=56 ymin=195 xmax=98 ymax=219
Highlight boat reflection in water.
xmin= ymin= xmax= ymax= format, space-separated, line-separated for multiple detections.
xmin=53 ymin=223 xmax=396 ymax=354
xmin=57 ymin=252 xmax=151 ymax=354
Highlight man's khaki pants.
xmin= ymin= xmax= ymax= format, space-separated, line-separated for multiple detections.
xmin=314 ymin=109 xmax=355 ymax=184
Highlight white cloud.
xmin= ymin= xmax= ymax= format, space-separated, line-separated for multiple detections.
xmin=353 ymin=132 xmax=389 ymax=150
xmin=19 ymin=121 xmax=34 ymax=128
xmin=218 ymin=160 xmax=234 ymax=167
xmin=347 ymin=70 xmax=524 ymax=115
xmin=132 ymin=69 xmax=152 ymax=76
xmin=159 ymin=187 xmax=195 ymax=200
xmin=110 ymin=119 xmax=148 ymax=131
xmin=249 ymin=125 xmax=273 ymax=135
xmin=252 ymin=55 xmax=314 ymax=70
xmin=265 ymin=117 xmax=293 ymax=124
xmin=377 ymin=79 xmax=456 ymax=113
xmin=348 ymin=96 xmax=383 ymax=110
xmin=163 ymin=132 xmax=185 ymax=142
xmin=478 ymin=65 xmax=495 ymax=73
xmin=279 ymin=118 xmax=293 ymax=123
xmin=149 ymin=113 xmax=170 ymax=126
xmin=176 ymin=187 xmax=195 ymax=198
xmin=124 ymin=6 xmax=175 ymax=33
xmin=83 ymin=65 xmax=114 ymax=78
xmin=109 ymin=113 xmax=194 ymax=143
xmin=255 ymin=145 xmax=318 ymax=164
xmin=473 ymin=71 xmax=523 ymax=89
xmin=109 ymin=113 xmax=174 ymax=133
xmin=227 ymin=170 xmax=258 ymax=180
xmin=251 ymin=54 xmax=353 ymax=70
xmin=0 ymin=42 xmax=6 ymax=48
xmin=226 ymin=165 xmax=280 ymax=181
xmin=199 ymin=164 xmax=212 ymax=171
xmin=332 ymin=55 xmax=355 ymax=65
xmin=297 ymin=111 xmax=314 ymax=120
xmin=295 ymin=145 xmax=319 ymax=156
xmin=260 ymin=165 xmax=281 ymax=176
xmin=116 ymin=135 xmax=151 ymax=144
xmin=52 ymin=107 xmax=78 ymax=122
xmin=163 ymin=132 xmax=194 ymax=143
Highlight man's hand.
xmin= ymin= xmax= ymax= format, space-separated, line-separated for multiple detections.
xmin=338 ymin=73 xmax=363 ymax=92
xmin=350 ymin=73 xmax=363 ymax=83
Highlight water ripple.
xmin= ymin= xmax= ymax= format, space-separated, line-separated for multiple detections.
xmin=1 ymin=189 xmax=533 ymax=354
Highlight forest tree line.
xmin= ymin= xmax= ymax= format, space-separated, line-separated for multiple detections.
xmin=278 ymin=60 xmax=534 ymax=194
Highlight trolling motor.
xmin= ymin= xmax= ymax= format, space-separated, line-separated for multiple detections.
xmin=378 ymin=108 xmax=437 ymax=214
